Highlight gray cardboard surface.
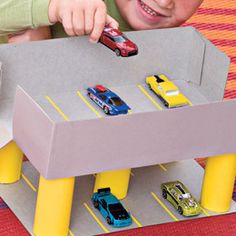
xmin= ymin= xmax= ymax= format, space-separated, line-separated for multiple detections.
xmin=0 ymin=27 xmax=205 ymax=99
xmin=0 ymin=99 xmax=13 ymax=147
xmin=0 ymin=62 xmax=2 ymax=92
xmin=0 ymin=26 xmax=232 ymax=178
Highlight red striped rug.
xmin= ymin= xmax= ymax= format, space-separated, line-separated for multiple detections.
xmin=98 ymin=213 xmax=236 ymax=236
xmin=0 ymin=198 xmax=30 ymax=236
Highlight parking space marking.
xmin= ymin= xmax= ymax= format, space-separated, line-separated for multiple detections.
xmin=137 ymin=85 xmax=163 ymax=110
xmin=45 ymin=95 xmax=70 ymax=121
xmin=131 ymin=214 xmax=142 ymax=227
xmin=201 ymin=207 xmax=211 ymax=216
xmin=21 ymin=174 xmax=37 ymax=192
xmin=77 ymin=91 xmax=102 ymax=118
xmin=188 ymin=99 xmax=193 ymax=106
xmin=69 ymin=229 xmax=75 ymax=236
xmin=159 ymin=164 xmax=167 ymax=172
xmin=151 ymin=192 xmax=179 ymax=222
xmin=83 ymin=202 xmax=109 ymax=233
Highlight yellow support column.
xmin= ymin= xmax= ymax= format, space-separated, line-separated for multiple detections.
xmin=94 ymin=169 xmax=131 ymax=199
xmin=0 ymin=141 xmax=23 ymax=183
xmin=33 ymin=175 xmax=75 ymax=236
xmin=201 ymin=154 xmax=236 ymax=212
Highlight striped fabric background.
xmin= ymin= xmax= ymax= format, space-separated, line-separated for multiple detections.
xmin=0 ymin=0 xmax=236 ymax=235
xmin=185 ymin=0 xmax=236 ymax=100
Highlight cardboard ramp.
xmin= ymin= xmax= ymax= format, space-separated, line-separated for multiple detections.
xmin=0 ymin=27 xmax=234 ymax=179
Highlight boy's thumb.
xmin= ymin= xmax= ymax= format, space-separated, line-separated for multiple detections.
xmin=106 ymin=15 xmax=119 ymax=29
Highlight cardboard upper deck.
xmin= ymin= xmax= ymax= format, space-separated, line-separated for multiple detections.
xmin=0 ymin=27 xmax=234 ymax=179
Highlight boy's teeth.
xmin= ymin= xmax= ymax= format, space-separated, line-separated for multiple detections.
xmin=139 ymin=0 xmax=160 ymax=16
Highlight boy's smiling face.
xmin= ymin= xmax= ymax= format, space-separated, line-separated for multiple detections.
xmin=115 ymin=0 xmax=203 ymax=30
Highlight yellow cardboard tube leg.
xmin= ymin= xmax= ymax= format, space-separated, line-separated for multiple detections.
xmin=33 ymin=175 xmax=75 ymax=236
xmin=201 ymin=154 xmax=236 ymax=212
xmin=94 ymin=169 xmax=131 ymax=200
xmin=0 ymin=141 xmax=23 ymax=183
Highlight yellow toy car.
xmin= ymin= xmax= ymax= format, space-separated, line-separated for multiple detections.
xmin=146 ymin=74 xmax=190 ymax=108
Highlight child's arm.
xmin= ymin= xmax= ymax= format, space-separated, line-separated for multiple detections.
xmin=0 ymin=0 xmax=118 ymax=43
xmin=48 ymin=0 xmax=118 ymax=43
xmin=7 ymin=27 xmax=51 ymax=44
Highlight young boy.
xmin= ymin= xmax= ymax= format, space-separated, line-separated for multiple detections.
xmin=1 ymin=0 xmax=203 ymax=44
xmin=106 ymin=0 xmax=204 ymax=31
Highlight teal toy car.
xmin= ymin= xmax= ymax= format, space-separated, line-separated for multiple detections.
xmin=91 ymin=188 xmax=132 ymax=227
xmin=161 ymin=181 xmax=202 ymax=216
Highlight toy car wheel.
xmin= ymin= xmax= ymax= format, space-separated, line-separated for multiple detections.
xmin=162 ymin=189 xmax=167 ymax=199
xmin=106 ymin=217 xmax=112 ymax=225
xmin=88 ymin=93 xmax=92 ymax=99
xmin=178 ymin=206 xmax=183 ymax=215
xmin=148 ymin=84 xmax=152 ymax=90
xmin=115 ymin=49 xmax=121 ymax=56
xmin=164 ymin=101 xmax=169 ymax=108
xmin=93 ymin=201 xmax=99 ymax=209
xmin=103 ymin=106 xmax=109 ymax=114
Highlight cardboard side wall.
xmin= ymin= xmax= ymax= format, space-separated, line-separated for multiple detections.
xmin=0 ymin=62 xmax=2 ymax=93
xmin=13 ymin=87 xmax=54 ymax=177
xmin=43 ymin=99 xmax=236 ymax=179
xmin=196 ymin=33 xmax=230 ymax=101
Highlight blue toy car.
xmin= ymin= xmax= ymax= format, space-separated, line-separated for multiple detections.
xmin=87 ymin=85 xmax=130 ymax=115
xmin=91 ymin=188 xmax=132 ymax=227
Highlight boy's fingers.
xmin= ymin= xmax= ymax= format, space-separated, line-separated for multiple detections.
xmin=73 ymin=9 xmax=85 ymax=36
xmin=62 ymin=11 xmax=76 ymax=36
xmin=84 ymin=8 xmax=95 ymax=35
xmin=106 ymin=15 xmax=119 ymax=29
xmin=89 ymin=7 xmax=106 ymax=43
xmin=7 ymin=34 xmax=24 ymax=44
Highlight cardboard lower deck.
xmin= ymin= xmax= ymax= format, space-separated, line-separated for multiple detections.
xmin=0 ymin=159 xmax=235 ymax=236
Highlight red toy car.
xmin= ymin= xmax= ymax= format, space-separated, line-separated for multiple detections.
xmin=99 ymin=28 xmax=138 ymax=57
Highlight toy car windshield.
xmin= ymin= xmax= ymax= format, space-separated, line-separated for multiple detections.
xmin=109 ymin=97 xmax=124 ymax=106
xmin=166 ymin=90 xmax=180 ymax=96
xmin=154 ymin=75 xmax=164 ymax=83
xmin=108 ymin=203 xmax=129 ymax=219
xmin=113 ymin=35 xmax=128 ymax=43
xmin=182 ymin=193 xmax=191 ymax=199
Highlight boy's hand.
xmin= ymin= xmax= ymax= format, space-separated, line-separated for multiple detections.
xmin=48 ymin=0 xmax=119 ymax=43
xmin=7 ymin=27 xmax=51 ymax=44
